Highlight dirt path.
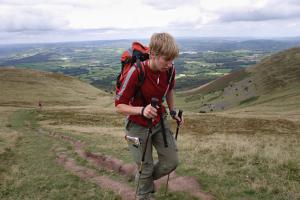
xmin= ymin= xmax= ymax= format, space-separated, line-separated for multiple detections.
xmin=56 ymin=152 xmax=135 ymax=200
xmin=45 ymin=131 xmax=215 ymax=200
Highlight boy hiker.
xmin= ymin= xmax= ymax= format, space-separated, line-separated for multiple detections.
xmin=115 ymin=32 xmax=183 ymax=200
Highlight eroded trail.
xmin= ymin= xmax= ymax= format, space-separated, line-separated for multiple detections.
xmin=46 ymin=131 xmax=215 ymax=200
xmin=56 ymin=152 xmax=135 ymax=200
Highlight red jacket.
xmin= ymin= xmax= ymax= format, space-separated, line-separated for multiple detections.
xmin=115 ymin=60 xmax=175 ymax=127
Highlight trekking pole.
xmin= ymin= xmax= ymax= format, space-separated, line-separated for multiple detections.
xmin=175 ymin=110 xmax=183 ymax=140
xmin=135 ymin=97 xmax=159 ymax=198
xmin=165 ymin=109 xmax=183 ymax=195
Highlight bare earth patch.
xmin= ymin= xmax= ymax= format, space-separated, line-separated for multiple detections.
xmin=48 ymin=131 xmax=215 ymax=200
xmin=56 ymin=152 xmax=135 ymax=200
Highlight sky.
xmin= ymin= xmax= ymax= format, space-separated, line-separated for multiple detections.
xmin=0 ymin=0 xmax=300 ymax=44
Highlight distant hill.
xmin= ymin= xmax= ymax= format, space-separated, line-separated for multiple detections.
xmin=178 ymin=47 xmax=300 ymax=118
xmin=177 ymin=38 xmax=300 ymax=52
xmin=249 ymin=47 xmax=300 ymax=93
xmin=0 ymin=68 xmax=108 ymax=107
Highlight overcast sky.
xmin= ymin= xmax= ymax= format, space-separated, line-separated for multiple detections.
xmin=1 ymin=0 xmax=300 ymax=44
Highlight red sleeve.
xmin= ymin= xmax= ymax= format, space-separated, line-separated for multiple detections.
xmin=115 ymin=66 xmax=139 ymax=106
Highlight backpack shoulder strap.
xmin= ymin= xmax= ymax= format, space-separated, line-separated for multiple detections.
xmin=135 ymin=59 xmax=146 ymax=87
xmin=168 ymin=65 xmax=175 ymax=84
xmin=162 ymin=65 xmax=175 ymax=102
xmin=133 ymin=59 xmax=147 ymax=106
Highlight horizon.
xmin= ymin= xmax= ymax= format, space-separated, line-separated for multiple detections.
xmin=1 ymin=35 xmax=300 ymax=46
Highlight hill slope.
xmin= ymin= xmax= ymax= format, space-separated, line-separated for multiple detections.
xmin=177 ymin=47 xmax=300 ymax=119
xmin=0 ymin=68 xmax=108 ymax=107
xmin=249 ymin=47 xmax=300 ymax=92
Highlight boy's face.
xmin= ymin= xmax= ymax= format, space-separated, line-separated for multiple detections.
xmin=152 ymin=55 xmax=174 ymax=72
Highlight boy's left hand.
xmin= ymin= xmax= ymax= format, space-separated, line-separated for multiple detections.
xmin=173 ymin=115 xmax=184 ymax=127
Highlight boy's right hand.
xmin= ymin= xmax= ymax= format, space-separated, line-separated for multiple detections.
xmin=142 ymin=104 xmax=158 ymax=119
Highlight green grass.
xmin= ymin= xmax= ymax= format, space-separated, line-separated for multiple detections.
xmin=33 ymin=109 xmax=212 ymax=199
xmin=37 ymin=110 xmax=123 ymax=127
xmin=239 ymin=96 xmax=259 ymax=105
xmin=176 ymin=130 xmax=300 ymax=200
xmin=0 ymin=110 xmax=121 ymax=200
xmin=36 ymin=109 xmax=133 ymax=163
xmin=1 ymin=107 xmax=299 ymax=200
xmin=0 ymin=68 xmax=108 ymax=107
xmin=34 ymin=108 xmax=300 ymax=200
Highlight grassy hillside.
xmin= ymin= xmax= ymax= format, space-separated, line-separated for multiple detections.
xmin=1 ymin=106 xmax=299 ymax=200
xmin=249 ymin=47 xmax=300 ymax=92
xmin=176 ymin=47 xmax=300 ymax=119
xmin=181 ymin=68 xmax=249 ymax=95
xmin=0 ymin=67 xmax=109 ymax=107
xmin=0 ymin=56 xmax=299 ymax=199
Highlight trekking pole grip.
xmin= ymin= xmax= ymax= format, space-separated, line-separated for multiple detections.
xmin=178 ymin=110 xmax=183 ymax=120
xmin=177 ymin=110 xmax=183 ymax=126
xmin=148 ymin=97 xmax=158 ymax=128
xmin=175 ymin=110 xmax=183 ymax=140
xmin=151 ymin=97 xmax=159 ymax=108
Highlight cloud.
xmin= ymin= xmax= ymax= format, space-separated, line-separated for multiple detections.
xmin=0 ymin=4 xmax=69 ymax=32
xmin=221 ymin=10 xmax=300 ymax=22
xmin=142 ymin=0 xmax=197 ymax=10
xmin=215 ymin=0 xmax=300 ymax=22
xmin=2 ymin=0 xmax=300 ymax=32
xmin=0 ymin=0 xmax=300 ymax=44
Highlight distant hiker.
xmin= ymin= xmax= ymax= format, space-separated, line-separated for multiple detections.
xmin=38 ymin=101 xmax=42 ymax=110
xmin=115 ymin=32 xmax=183 ymax=200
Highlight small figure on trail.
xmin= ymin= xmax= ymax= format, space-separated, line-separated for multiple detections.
xmin=38 ymin=100 xmax=42 ymax=110
xmin=115 ymin=32 xmax=183 ymax=200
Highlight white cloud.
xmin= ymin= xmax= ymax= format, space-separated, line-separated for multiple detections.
xmin=0 ymin=4 xmax=69 ymax=31
xmin=218 ymin=0 xmax=300 ymax=22
xmin=142 ymin=0 xmax=198 ymax=10
xmin=0 ymin=0 xmax=300 ymax=44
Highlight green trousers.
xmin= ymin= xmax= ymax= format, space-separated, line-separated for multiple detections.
xmin=125 ymin=116 xmax=179 ymax=199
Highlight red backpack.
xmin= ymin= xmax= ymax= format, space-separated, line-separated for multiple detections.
xmin=116 ymin=42 xmax=175 ymax=103
xmin=116 ymin=42 xmax=149 ymax=92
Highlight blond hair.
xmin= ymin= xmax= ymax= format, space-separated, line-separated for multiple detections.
xmin=149 ymin=32 xmax=179 ymax=60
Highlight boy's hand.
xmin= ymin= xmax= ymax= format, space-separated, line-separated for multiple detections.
xmin=174 ymin=115 xmax=184 ymax=127
xmin=142 ymin=104 xmax=158 ymax=119
xmin=170 ymin=109 xmax=184 ymax=127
